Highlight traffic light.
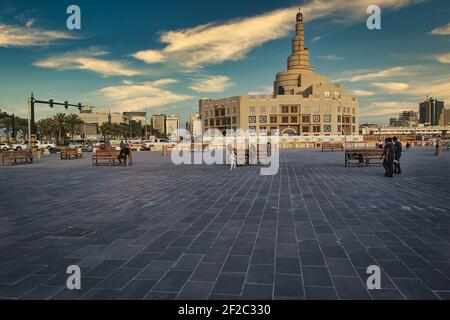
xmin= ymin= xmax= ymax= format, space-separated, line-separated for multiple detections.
xmin=78 ymin=103 xmax=82 ymax=111
xmin=49 ymin=99 xmax=54 ymax=108
xmin=64 ymin=101 xmax=69 ymax=109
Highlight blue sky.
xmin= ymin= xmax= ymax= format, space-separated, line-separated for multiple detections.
xmin=0 ymin=0 xmax=449 ymax=124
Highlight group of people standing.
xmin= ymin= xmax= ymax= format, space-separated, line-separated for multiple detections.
xmin=381 ymin=137 xmax=403 ymax=178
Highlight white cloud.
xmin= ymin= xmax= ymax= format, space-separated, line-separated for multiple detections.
xmin=371 ymin=82 xmax=410 ymax=91
xmin=97 ymin=79 xmax=193 ymax=112
xmin=311 ymin=36 xmax=322 ymax=42
xmin=0 ymin=21 xmax=76 ymax=47
xmin=362 ymin=101 xmax=416 ymax=117
xmin=435 ymin=53 xmax=450 ymax=64
xmin=349 ymin=89 xmax=376 ymax=97
xmin=414 ymin=81 xmax=450 ymax=105
xmin=430 ymin=23 xmax=450 ymax=35
xmin=248 ymin=86 xmax=274 ymax=96
xmin=319 ymin=54 xmax=345 ymax=61
xmin=133 ymin=0 xmax=421 ymax=69
xmin=189 ymin=76 xmax=234 ymax=93
xmin=339 ymin=67 xmax=409 ymax=82
xmin=33 ymin=48 xmax=142 ymax=77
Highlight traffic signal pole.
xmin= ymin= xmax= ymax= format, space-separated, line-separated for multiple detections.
xmin=28 ymin=93 xmax=91 ymax=153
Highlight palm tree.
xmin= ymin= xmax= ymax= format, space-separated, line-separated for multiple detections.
xmin=100 ymin=122 xmax=113 ymax=141
xmin=53 ymin=113 xmax=67 ymax=145
xmin=66 ymin=114 xmax=84 ymax=140
xmin=37 ymin=118 xmax=57 ymax=141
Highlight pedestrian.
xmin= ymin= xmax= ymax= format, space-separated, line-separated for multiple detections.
xmin=226 ymin=143 xmax=233 ymax=166
xmin=435 ymin=136 xmax=442 ymax=156
xmin=393 ymin=137 xmax=402 ymax=174
xmin=229 ymin=148 xmax=237 ymax=171
xmin=381 ymin=138 xmax=395 ymax=178
xmin=406 ymin=142 xmax=411 ymax=151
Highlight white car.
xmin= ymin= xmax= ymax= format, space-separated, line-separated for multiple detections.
xmin=0 ymin=143 xmax=11 ymax=151
xmin=12 ymin=142 xmax=29 ymax=151
xmin=40 ymin=141 xmax=56 ymax=150
xmin=144 ymin=139 xmax=177 ymax=150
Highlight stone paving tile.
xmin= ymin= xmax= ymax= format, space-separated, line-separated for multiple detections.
xmin=241 ymin=284 xmax=273 ymax=300
xmin=392 ymin=278 xmax=439 ymax=300
xmin=115 ymin=280 xmax=157 ymax=300
xmin=212 ymin=272 xmax=246 ymax=295
xmin=0 ymin=150 xmax=449 ymax=300
xmin=176 ymin=281 xmax=214 ymax=300
xmin=274 ymin=274 xmax=304 ymax=299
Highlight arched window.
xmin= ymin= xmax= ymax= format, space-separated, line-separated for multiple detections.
xmin=278 ymin=86 xmax=285 ymax=95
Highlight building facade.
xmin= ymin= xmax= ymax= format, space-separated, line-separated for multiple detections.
xmin=166 ymin=115 xmax=180 ymax=138
xmin=152 ymin=114 xmax=166 ymax=136
xmin=439 ymin=108 xmax=450 ymax=126
xmin=399 ymin=110 xmax=418 ymax=124
xmin=419 ymin=98 xmax=444 ymax=126
xmin=124 ymin=112 xmax=147 ymax=125
xmin=79 ymin=108 xmax=129 ymax=126
xmin=199 ymin=11 xmax=359 ymax=137
xmin=187 ymin=113 xmax=202 ymax=141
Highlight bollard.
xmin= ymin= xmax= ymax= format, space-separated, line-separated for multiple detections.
xmin=162 ymin=147 xmax=167 ymax=157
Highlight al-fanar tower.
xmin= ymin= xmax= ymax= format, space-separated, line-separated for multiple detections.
xmin=274 ymin=11 xmax=327 ymax=96
xmin=200 ymin=11 xmax=360 ymax=138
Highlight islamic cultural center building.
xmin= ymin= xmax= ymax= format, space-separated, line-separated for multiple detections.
xmin=199 ymin=11 xmax=360 ymax=137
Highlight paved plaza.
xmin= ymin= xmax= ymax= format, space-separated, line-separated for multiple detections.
xmin=0 ymin=149 xmax=449 ymax=300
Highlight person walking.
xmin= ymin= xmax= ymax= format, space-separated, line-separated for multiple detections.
xmin=393 ymin=137 xmax=402 ymax=174
xmin=229 ymin=149 xmax=237 ymax=171
xmin=435 ymin=136 xmax=442 ymax=156
xmin=381 ymin=138 xmax=395 ymax=178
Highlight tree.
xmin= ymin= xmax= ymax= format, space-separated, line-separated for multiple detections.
xmin=53 ymin=113 xmax=68 ymax=145
xmin=100 ymin=122 xmax=113 ymax=141
xmin=0 ymin=113 xmax=28 ymax=141
xmin=66 ymin=114 xmax=84 ymax=140
xmin=37 ymin=118 xmax=57 ymax=141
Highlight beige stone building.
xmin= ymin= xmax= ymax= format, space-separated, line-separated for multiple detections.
xmin=166 ymin=115 xmax=180 ymax=138
xmin=79 ymin=107 xmax=129 ymax=126
xmin=200 ymin=11 xmax=359 ymax=137
xmin=152 ymin=114 xmax=166 ymax=136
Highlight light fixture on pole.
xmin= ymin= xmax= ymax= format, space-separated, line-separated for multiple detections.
xmin=333 ymin=97 xmax=347 ymax=150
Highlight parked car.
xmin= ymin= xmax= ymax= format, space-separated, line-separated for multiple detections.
xmin=12 ymin=141 xmax=29 ymax=151
xmin=0 ymin=143 xmax=11 ymax=151
xmin=69 ymin=142 xmax=83 ymax=149
xmin=40 ymin=141 xmax=56 ymax=150
xmin=143 ymin=139 xmax=177 ymax=151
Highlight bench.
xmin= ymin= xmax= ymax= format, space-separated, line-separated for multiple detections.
xmin=2 ymin=151 xmax=33 ymax=166
xmin=345 ymin=149 xmax=384 ymax=167
xmin=92 ymin=148 xmax=133 ymax=166
xmin=322 ymin=143 xmax=344 ymax=152
xmin=60 ymin=148 xmax=83 ymax=160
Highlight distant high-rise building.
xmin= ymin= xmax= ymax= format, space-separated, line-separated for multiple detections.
xmin=152 ymin=114 xmax=166 ymax=136
xmin=439 ymin=108 xmax=450 ymax=126
xmin=419 ymin=98 xmax=444 ymax=126
xmin=187 ymin=113 xmax=202 ymax=142
xmin=399 ymin=110 xmax=418 ymax=125
xmin=166 ymin=115 xmax=180 ymax=138
xmin=124 ymin=112 xmax=147 ymax=125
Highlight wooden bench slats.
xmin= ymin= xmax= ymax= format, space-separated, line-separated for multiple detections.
xmin=92 ymin=148 xmax=132 ymax=166
xmin=345 ymin=149 xmax=384 ymax=167
xmin=2 ymin=151 xmax=33 ymax=166
xmin=60 ymin=148 xmax=83 ymax=160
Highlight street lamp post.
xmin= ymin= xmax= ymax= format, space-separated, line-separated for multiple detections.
xmin=333 ymin=97 xmax=347 ymax=150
